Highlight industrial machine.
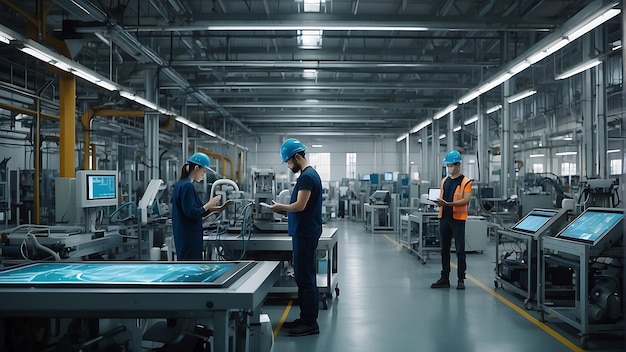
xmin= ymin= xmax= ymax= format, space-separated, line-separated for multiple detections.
xmin=0 ymin=260 xmax=279 ymax=352
xmin=495 ymin=208 xmax=570 ymax=309
xmin=540 ymin=207 xmax=624 ymax=348
xmin=251 ymin=168 xmax=287 ymax=232
xmin=577 ymin=178 xmax=620 ymax=211
xmin=364 ymin=190 xmax=394 ymax=233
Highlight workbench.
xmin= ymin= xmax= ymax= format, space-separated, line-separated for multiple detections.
xmin=0 ymin=260 xmax=279 ymax=352
xmin=207 ymin=227 xmax=340 ymax=309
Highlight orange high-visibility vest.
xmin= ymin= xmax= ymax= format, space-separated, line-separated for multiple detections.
xmin=438 ymin=175 xmax=472 ymax=220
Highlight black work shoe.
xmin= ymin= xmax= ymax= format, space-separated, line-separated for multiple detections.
xmin=282 ymin=318 xmax=304 ymax=329
xmin=457 ymin=279 xmax=465 ymax=290
xmin=287 ymin=323 xmax=319 ymax=337
xmin=430 ymin=277 xmax=450 ymax=288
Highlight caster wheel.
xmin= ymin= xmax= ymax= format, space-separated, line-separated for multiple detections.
xmin=335 ymin=286 xmax=340 ymax=297
xmin=322 ymin=298 xmax=328 ymax=310
xmin=524 ymin=299 xmax=533 ymax=310
xmin=494 ymin=280 xmax=499 ymax=289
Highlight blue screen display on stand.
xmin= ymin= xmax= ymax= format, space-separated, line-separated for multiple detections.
xmin=558 ymin=210 xmax=622 ymax=243
xmin=512 ymin=210 xmax=556 ymax=233
xmin=87 ymin=175 xmax=116 ymax=200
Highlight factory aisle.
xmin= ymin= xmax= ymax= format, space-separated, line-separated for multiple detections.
xmin=262 ymin=219 xmax=624 ymax=352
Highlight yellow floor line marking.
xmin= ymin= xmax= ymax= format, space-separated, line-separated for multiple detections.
xmin=273 ymin=299 xmax=293 ymax=337
xmin=382 ymin=233 xmax=584 ymax=351
xmin=452 ymin=263 xmax=585 ymax=352
xmin=382 ymin=234 xmax=403 ymax=251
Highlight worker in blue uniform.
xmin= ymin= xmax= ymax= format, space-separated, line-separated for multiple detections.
xmin=171 ymin=152 xmax=232 ymax=260
xmin=267 ymin=139 xmax=323 ymax=336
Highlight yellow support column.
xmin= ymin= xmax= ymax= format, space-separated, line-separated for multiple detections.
xmin=59 ymin=73 xmax=76 ymax=178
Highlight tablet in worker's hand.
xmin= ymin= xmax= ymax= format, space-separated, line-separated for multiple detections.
xmin=259 ymin=202 xmax=272 ymax=208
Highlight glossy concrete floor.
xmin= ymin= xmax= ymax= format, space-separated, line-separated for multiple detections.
xmin=262 ymin=219 xmax=625 ymax=352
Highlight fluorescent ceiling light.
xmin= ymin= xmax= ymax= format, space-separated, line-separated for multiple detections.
xmin=453 ymin=126 xmax=461 ymax=132
xmin=463 ymin=115 xmax=478 ymax=125
xmin=509 ymin=61 xmax=530 ymax=75
xmin=438 ymin=133 xmax=446 ymax=140
xmin=433 ymin=104 xmax=457 ymax=120
xmin=410 ymin=119 xmax=432 ymax=134
xmin=312 ymin=144 xmax=323 ymax=148
xmin=507 ymin=89 xmax=537 ymax=103
xmin=478 ymin=73 xmax=512 ymax=94
xmin=94 ymin=79 xmax=118 ymax=91
xmin=207 ymin=25 xmax=428 ymax=31
xmin=120 ymin=90 xmax=137 ymax=101
xmin=20 ymin=46 xmax=56 ymax=63
xmin=567 ymin=8 xmax=621 ymax=42
xmin=562 ymin=135 xmax=573 ymax=141
xmin=486 ymin=105 xmax=502 ymax=114
xmin=529 ymin=154 xmax=545 ymax=158
xmin=71 ymin=0 xmax=92 ymax=15
xmin=544 ymin=38 xmax=569 ymax=55
xmin=555 ymin=151 xmax=577 ymax=156
xmin=527 ymin=51 xmax=548 ymax=65
xmin=0 ymin=29 xmax=14 ymax=44
xmin=303 ymin=69 xmax=318 ymax=79
xmin=607 ymin=149 xmax=621 ymax=154
xmin=555 ymin=59 xmax=602 ymax=80
xmin=458 ymin=89 xmax=480 ymax=104
xmin=396 ymin=133 xmax=408 ymax=142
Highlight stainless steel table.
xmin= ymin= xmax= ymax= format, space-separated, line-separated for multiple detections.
xmin=207 ymin=227 xmax=340 ymax=309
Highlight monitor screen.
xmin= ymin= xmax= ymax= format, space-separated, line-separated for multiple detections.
xmin=370 ymin=174 xmax=379 ymax=185
xmin=76 ymin=170 xmax=118 ymax=208
xmin=362 ymin=174 xmax=370 ymax=181
xmin=87 ymin=175 xmax=116 ymax=200
xmin=557 ymin=210 xmax=623 ymax=243
xmin=384 ymin=172 xmax=393 ymax=181
xmin=512 ymin=210 xmax=556 ymax=233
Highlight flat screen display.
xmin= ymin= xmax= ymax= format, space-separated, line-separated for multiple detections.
xmin=512 ymin=210 xmax=556 ymax=233
xmin=557 ymin=210 xmax=623 ymax=243
xmin=87 ymin=175 xmax=116 ymax=200
xmin=384 ymin=172 xmax=393 ymax=181
xmin=0 ymin=262 xmax=249 ymax=287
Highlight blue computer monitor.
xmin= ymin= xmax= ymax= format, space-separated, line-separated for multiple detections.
xmin=511 ymin=210 xmax=558 ymax=234
xmin=76 ymin=170 xmax=119 ymax=208
xmin=556 ymin=208 xmax=623 ymax=244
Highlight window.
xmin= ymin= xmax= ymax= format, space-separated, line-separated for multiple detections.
xmin=532 ymin=163 xmax=544 ymax=173
xmin=346 ymin=153 xmax=356 ymax=179
xmin=610 ymin=159 xmax=622 ymax=175
xmin=308 ymin=152 xmax=330 ymax=181
xmin=561 ymin=162 xmax=577 ymax=176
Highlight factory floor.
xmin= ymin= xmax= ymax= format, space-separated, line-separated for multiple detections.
xmin=261 ymin=218 xmax=625 ymax=352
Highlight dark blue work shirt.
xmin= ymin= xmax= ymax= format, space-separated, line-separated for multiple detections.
xmin=171 ymin=178 xmax=206 ymax=260
xmin=288 ymin=166 xmax=323 ymax=238
xmin=442 ymin=175 xmax=464 ymax=220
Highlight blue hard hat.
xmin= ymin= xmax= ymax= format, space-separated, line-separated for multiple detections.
xmin=443 ymin=150 xmax=462 ymax=164
xmin=187 ymin=152 xmax=211 ymax=169
xmin=280 ymin=138 xmax=307 ymax=162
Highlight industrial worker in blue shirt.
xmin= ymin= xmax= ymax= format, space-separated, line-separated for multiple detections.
xmin=171 ymin=152 xmax=232 ymax=260
xmin=267 ymin=139 xmax=323 ymax=337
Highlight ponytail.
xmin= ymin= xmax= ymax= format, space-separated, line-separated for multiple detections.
xmin=179 ymin=162 xmax=200 ymax=180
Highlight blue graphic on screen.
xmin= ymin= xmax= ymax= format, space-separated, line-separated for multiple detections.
xmin=0 ymin=263 xmax=236 ymax=284
xmin=512 ymin=210 xmax=555 ymax=233
xmin=558 ymin=211 xmax=622 ymax=242
xmin=88 ymin=175 xmax=116 ymax=200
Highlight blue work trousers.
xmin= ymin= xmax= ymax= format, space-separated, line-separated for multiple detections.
xmin=439 ymin=217 xmax=466 ymax=280
xmin=292 ymin=235 xmax=320 ymax=322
